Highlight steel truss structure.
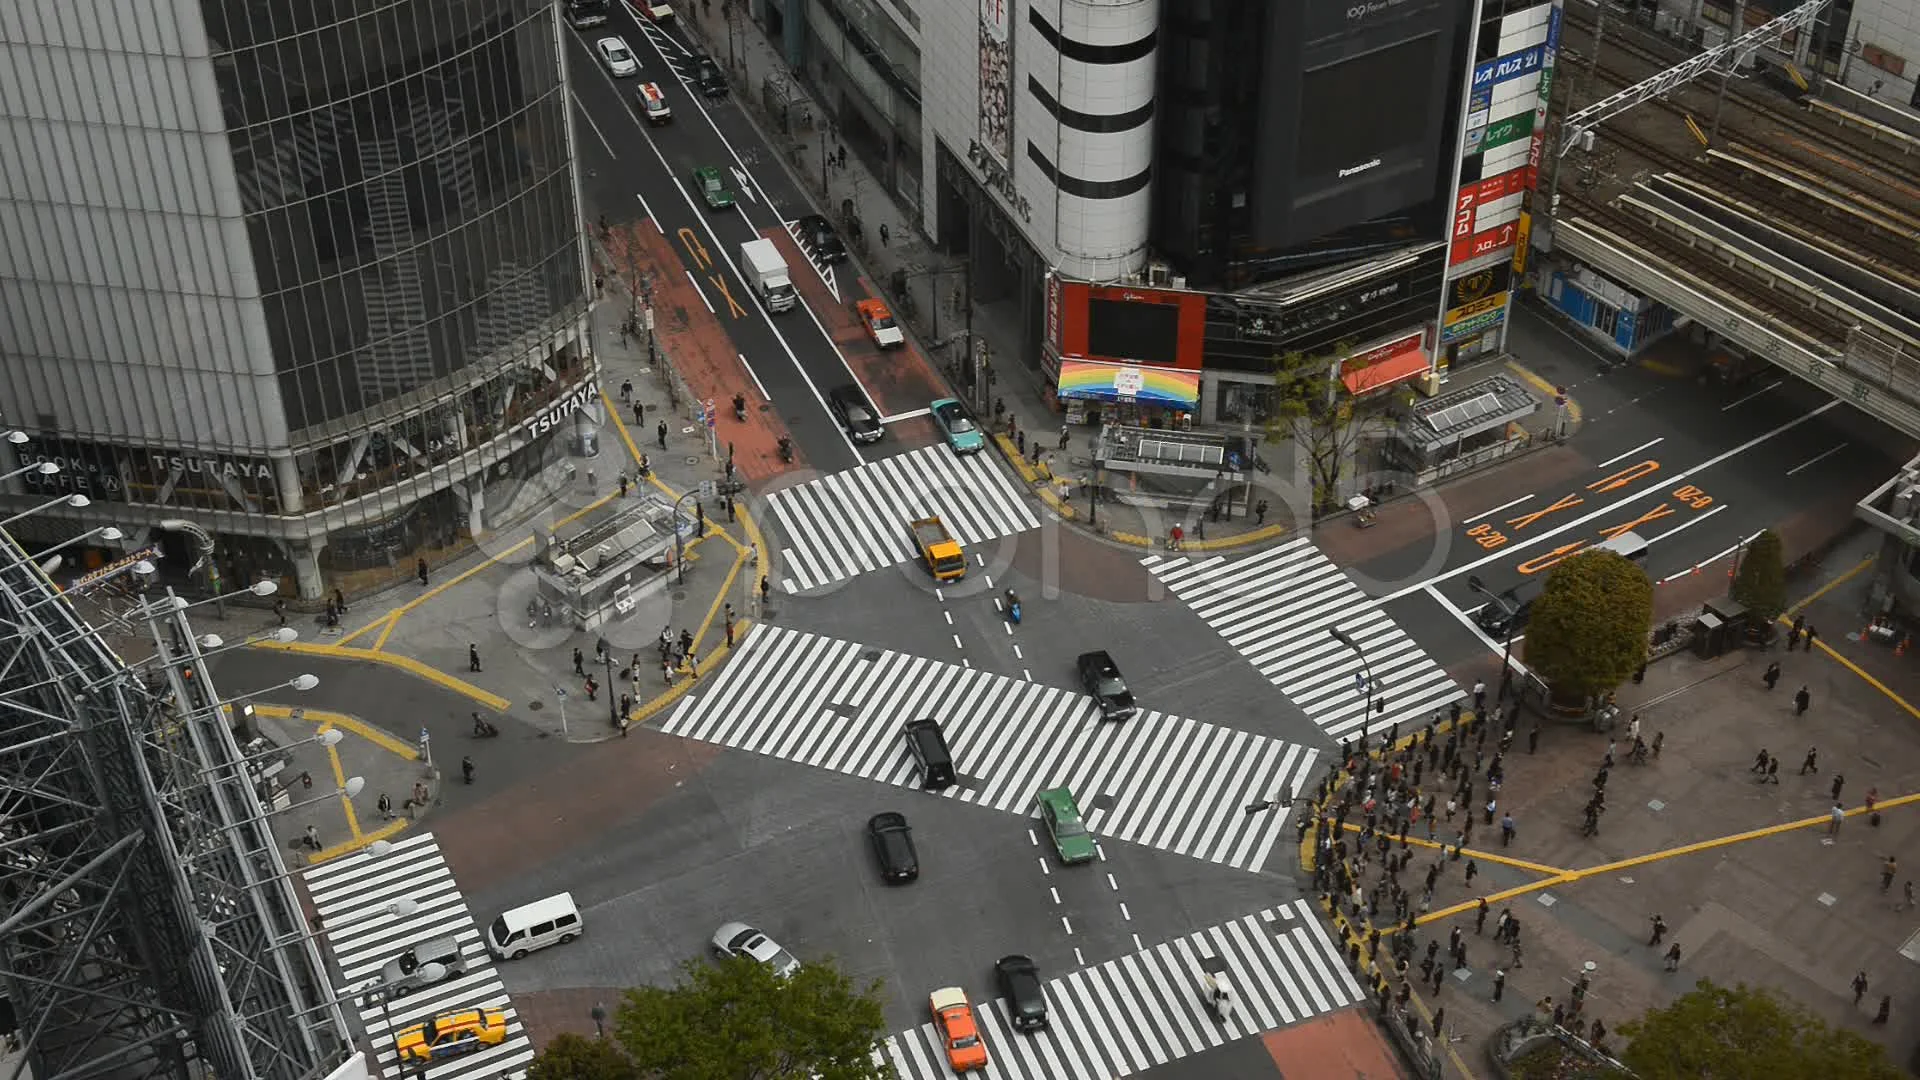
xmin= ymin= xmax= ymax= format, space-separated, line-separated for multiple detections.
xmin=0 ymin=528 xmax=349 ymax=1080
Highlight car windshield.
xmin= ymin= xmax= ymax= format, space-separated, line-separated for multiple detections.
xmin=1052 ymin=809 xmax=1087 ymax=835
xmin=871 ymin=315 xmax=896 ymax=330
xmin=397 ymin=953 xmax=419 ymax=974
xmin=702 ymin=176 xmax=722 ymax=193
xmin=607 ymin=47 xmax=630 ymax=62
xmin=847 ymin=405 xmax=873 ymax=424
xmin=1095 ymin=677 xmax=1127 ymax=696
xmin=952 ymin=1033 xmax=980 ymax=1048
xmin=942 ymin=409 xmax=975 ymax=433
xmin=729 ymin=928 xmax=760 ymax=950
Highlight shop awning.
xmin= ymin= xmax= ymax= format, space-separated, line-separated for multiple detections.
xmin=1058 ymin=360 xmax=1201 ymax=410
xmin=1340 ymin=347 xmax=1431 ymax=395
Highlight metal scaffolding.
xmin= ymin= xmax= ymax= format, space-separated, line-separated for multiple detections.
xmin=0 ymin=524 xmax=350 ymax=1080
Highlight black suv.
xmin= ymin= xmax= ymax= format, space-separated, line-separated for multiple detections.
xmin=828 ymin=384 xmax=884 ymax=444
xmin=795 ymin=214 xmax=847 ymax=264
xmin=1076 ymin=651 xmax=1137 ymax=721
xmin=903 ymin=719 xmax=955 ymax=788
xmin=996 ymin=955 xmax=1048 ymax=1031
xmin=866 ymin=812 xmax=919 ymax=883
xmin=690 ymin=54 xmax=727 ymax=97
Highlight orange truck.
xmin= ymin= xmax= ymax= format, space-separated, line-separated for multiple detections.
xmin=911 ymin=516 xmax=967 ymax=581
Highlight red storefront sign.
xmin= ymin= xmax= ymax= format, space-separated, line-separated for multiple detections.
xmin=1450 ymin=220 xmax=1520 ymax=265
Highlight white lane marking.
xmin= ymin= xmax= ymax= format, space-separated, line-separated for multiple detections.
xmin=1677 ymin=528 xmax=1766 ymax=582
xmin=685 ymin=269 xmax=714 ymax=312
xmin=1786 ymin=442 xmax=1847 ymax=475
xmin=738 ymin=353 xmax=770 ymax=402
xmin=1720 ymin=380 xmax=1782 ymax=412
xmin=570 ymin=91 xmax=618 ymax=156
xmin=1464 ymin=494 xmax=1533 ymax=525
xmin=883 ymin=408 xmax=933 ymax=423
xmin=1596 ymin=437 xmax=1664 ymax=469
xmin=1062 ymin=917 xmax=1074 ymax=936
xmin=634 ymin=189 xmax=660 ymax=230
xmin=616 ymin=98 xmax=860 ymax=459
xmin=1378 ymin=400 xmax=1841 ymax=603
xmin=730 ymin=166 xmax=758 ymax=203
xmin=1425 ymin=584 xmax=1542 ymax=682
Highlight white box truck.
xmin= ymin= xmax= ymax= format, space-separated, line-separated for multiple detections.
xmin=740 ymin=238 xmax=796 ymax=313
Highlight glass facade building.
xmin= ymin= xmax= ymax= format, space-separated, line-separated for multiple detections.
xmin=0 ymin=0 xmax=593 ymax=598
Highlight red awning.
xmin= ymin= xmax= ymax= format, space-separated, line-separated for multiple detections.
xmin=1341 ymin=348 xmax=1431 ymax=395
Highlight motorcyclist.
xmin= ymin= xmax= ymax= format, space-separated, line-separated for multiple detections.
xmin=733 ymin=392 xmax=747 ymax=421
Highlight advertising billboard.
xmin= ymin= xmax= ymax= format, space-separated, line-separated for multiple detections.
xmin=978 ymin=0 xmax=1013 ymax=166
xmin=1055 ymin=282 xmax=1207 ymax=371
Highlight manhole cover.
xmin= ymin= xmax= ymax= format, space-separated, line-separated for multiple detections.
xmin=672 ymin=589 xmax=689 ymax=602
xmin=684 ymin=456 xmax=702 ymax=466
xmin=527 ymin=701 xmax=544 ymax=712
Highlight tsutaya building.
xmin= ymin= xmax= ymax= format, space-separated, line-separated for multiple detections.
xmin=0 ymin=0 xmax=594 ymax=599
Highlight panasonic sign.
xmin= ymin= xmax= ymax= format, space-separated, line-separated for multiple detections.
xmin=1338 ymin=158 xmax=1384 ymax=179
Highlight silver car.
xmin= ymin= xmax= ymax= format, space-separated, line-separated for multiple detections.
xmin=710 ymin=922 xmax=799 ymax=978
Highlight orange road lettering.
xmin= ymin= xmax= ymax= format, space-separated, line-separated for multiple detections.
xmin=1517 ymin=540 xmax=1588 ymax=575
xmin=1506 ymin=492 xmax=1584 ymax=532
xmin=677 ymin=228 xmax=712 ymax=271
xmin=1587 ymin=460 xmax=1659 ymax=494
xmin=708 ymin=273 xmax=748 ymax=319
xmin=1598 ymin=503 xmax=1676 ymax=538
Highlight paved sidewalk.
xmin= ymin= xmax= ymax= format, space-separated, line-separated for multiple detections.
xmin=249 ymin=300 xmax=768 ymax=752
xmin=1304 ymin=548 xmax=1920 ymax=1076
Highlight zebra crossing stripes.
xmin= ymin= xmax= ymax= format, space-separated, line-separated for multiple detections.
xmin=659 ymin=624 xmax=1318 ymax=872
xmin=302 ymin=833 xmax=533 ymax=1080
xmin=764 ymin=444 xmax=1043 ymax=592
xmin=1143 ymin=538 xmax=1464 ymax=741
xmin=882 ymin=899 xmax=1366 ymax=1080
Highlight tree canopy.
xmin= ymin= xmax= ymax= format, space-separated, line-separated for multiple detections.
xmin=1265 ymin=344 xmax=1363 ymax=515
xmin=612 ymin=955 xmax=889 ymax=1080
xmin=1618 ymin=979 xmax=1899 ymax=1080
xmin=1522 ymin=549 xmax=1652 ymax=700
xmin=1729 ymin=529 xmax=1787 ymax=624
xmin=527 ymin=1031 xmax=638 ymax=1080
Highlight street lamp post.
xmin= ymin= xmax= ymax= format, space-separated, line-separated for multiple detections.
xmin=600 ymin=650 xmax=619 ymax=729
xmin=1328 ymin=626 xmax=1379 ymax=737
xmin=1468 ymin=575 xmax=1520 ymax=701
xmin=671 ymin=490 xmax=701 ymax=585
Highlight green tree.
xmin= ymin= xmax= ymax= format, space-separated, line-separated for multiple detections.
xmin=528 ymin=1031 xmax=638 ymax=1080
xmin=1618 ymin=979 xmax=1899 ymax=1080
xmin=1521 ymin=549 xmax=1652 ymax=702
xmin=1266 ymin=343 xmax=1364 ymax=515
xmin=1730 ymin=529 xmax=1787 ymax=623
xmin=613 ymin=956 xmax=888 ymax=1080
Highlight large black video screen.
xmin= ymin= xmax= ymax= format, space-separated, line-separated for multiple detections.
xmin=1298 ymin=35 xmax=1438 ymax=179
xmin=1087 ymin=299 xmax=1180 ymax=367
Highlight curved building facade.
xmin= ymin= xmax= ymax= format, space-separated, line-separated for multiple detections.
xmin=1019 ymin=0 xmax=1158 ymax=275
xmin=0 ymin=0 xmax=592 ymax=598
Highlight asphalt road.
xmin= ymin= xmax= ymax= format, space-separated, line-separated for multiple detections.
xmin=565 ymin=6 xmax=918 ymax=472
xmin=475 ymin=748 xmax=1287 ymax=1033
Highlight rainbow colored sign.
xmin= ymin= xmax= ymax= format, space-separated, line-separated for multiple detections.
xmin=1057 ymin=360 xmax=1201 ymax=409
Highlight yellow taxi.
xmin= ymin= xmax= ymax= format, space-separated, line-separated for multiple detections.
xmin=395 ymin=1008 xmax=508 ymax=1063
xmin=857 ymin=299 xmax=904 ymax=349
xmin=928 ymin=986 xmax=988 ymax=1072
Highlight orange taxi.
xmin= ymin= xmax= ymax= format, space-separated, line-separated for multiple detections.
xmin=857 ymin=298 xmax=904 ymax=349
xmin=928 ymin=986 xmax=988 ymax=1072
xmin=396 ymin=1007 xmax=508 ymax=1063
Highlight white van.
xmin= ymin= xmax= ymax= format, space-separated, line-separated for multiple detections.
xmin=1595 ymin=531 xmax=1650 ymax=562
xmin=487 ymin=892 xmax=582 ymax=960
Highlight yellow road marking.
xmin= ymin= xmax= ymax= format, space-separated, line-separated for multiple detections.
xmin=250 ymin=640 xmax=511 ymax=710
xmin=1336 ymin=822 xmax=1570 ymax=877
xmin=1774 ymin=613 xmax=1920 ymax=721
xmin=250 ymin=703 xmax=419 ymax=759
xmin=337 ymin=609 xmax=398 ymax=648
xmin=308 ymin=817 xmax=410 ymax=865
xmin=1505 ymin=359 xmax=1583 ymax=423
xmin=1788 ymin=554 xmax=1874 ymax=613
xmin=320 ymin=724 xmax=364 ymax=843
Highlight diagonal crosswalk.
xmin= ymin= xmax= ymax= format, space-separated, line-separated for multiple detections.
xmin=881 ymin=899 xmax=1366 ymax=1080
xmin=303 ymin=833 xmax=533 ymax=1080
xmin=658 ymin=624 xmax=1318 ymax=872
xmin=1144 ymin=539 xmax=1463 ymax=741
xmin=765 ymin=443 xmax=1043 ymax=592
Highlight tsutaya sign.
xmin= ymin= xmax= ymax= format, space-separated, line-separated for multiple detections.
xmin=526 ymin=381 xmax=599 ymax=438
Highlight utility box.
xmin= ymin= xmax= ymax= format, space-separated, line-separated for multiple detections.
xmin=1693 ymin=611 xmax=1727 ymax=658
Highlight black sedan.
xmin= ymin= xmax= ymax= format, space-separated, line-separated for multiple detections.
xmin=867 ymin=812 xmax=918 ymax=883
xmin=829 ymin=384 xmax=884 ymax=444
xmin=690 ymin=53 xmax=727 ymax=97
xmin=795 ymin=214 xmax=847 ymax=264
xmin=996 ymin=955 xmax=1048 ymax=1031
xmin=1076 ymin=650 xmax=1138 ymax=721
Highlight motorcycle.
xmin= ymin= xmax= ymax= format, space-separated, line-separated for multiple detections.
xmin=1005 ymin=588 xmax=1022 ymax=625
xmin=470 ymin=713 xmax=500 ymax=739
xmin=777 ymin=436 xmax=794 ymax=463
